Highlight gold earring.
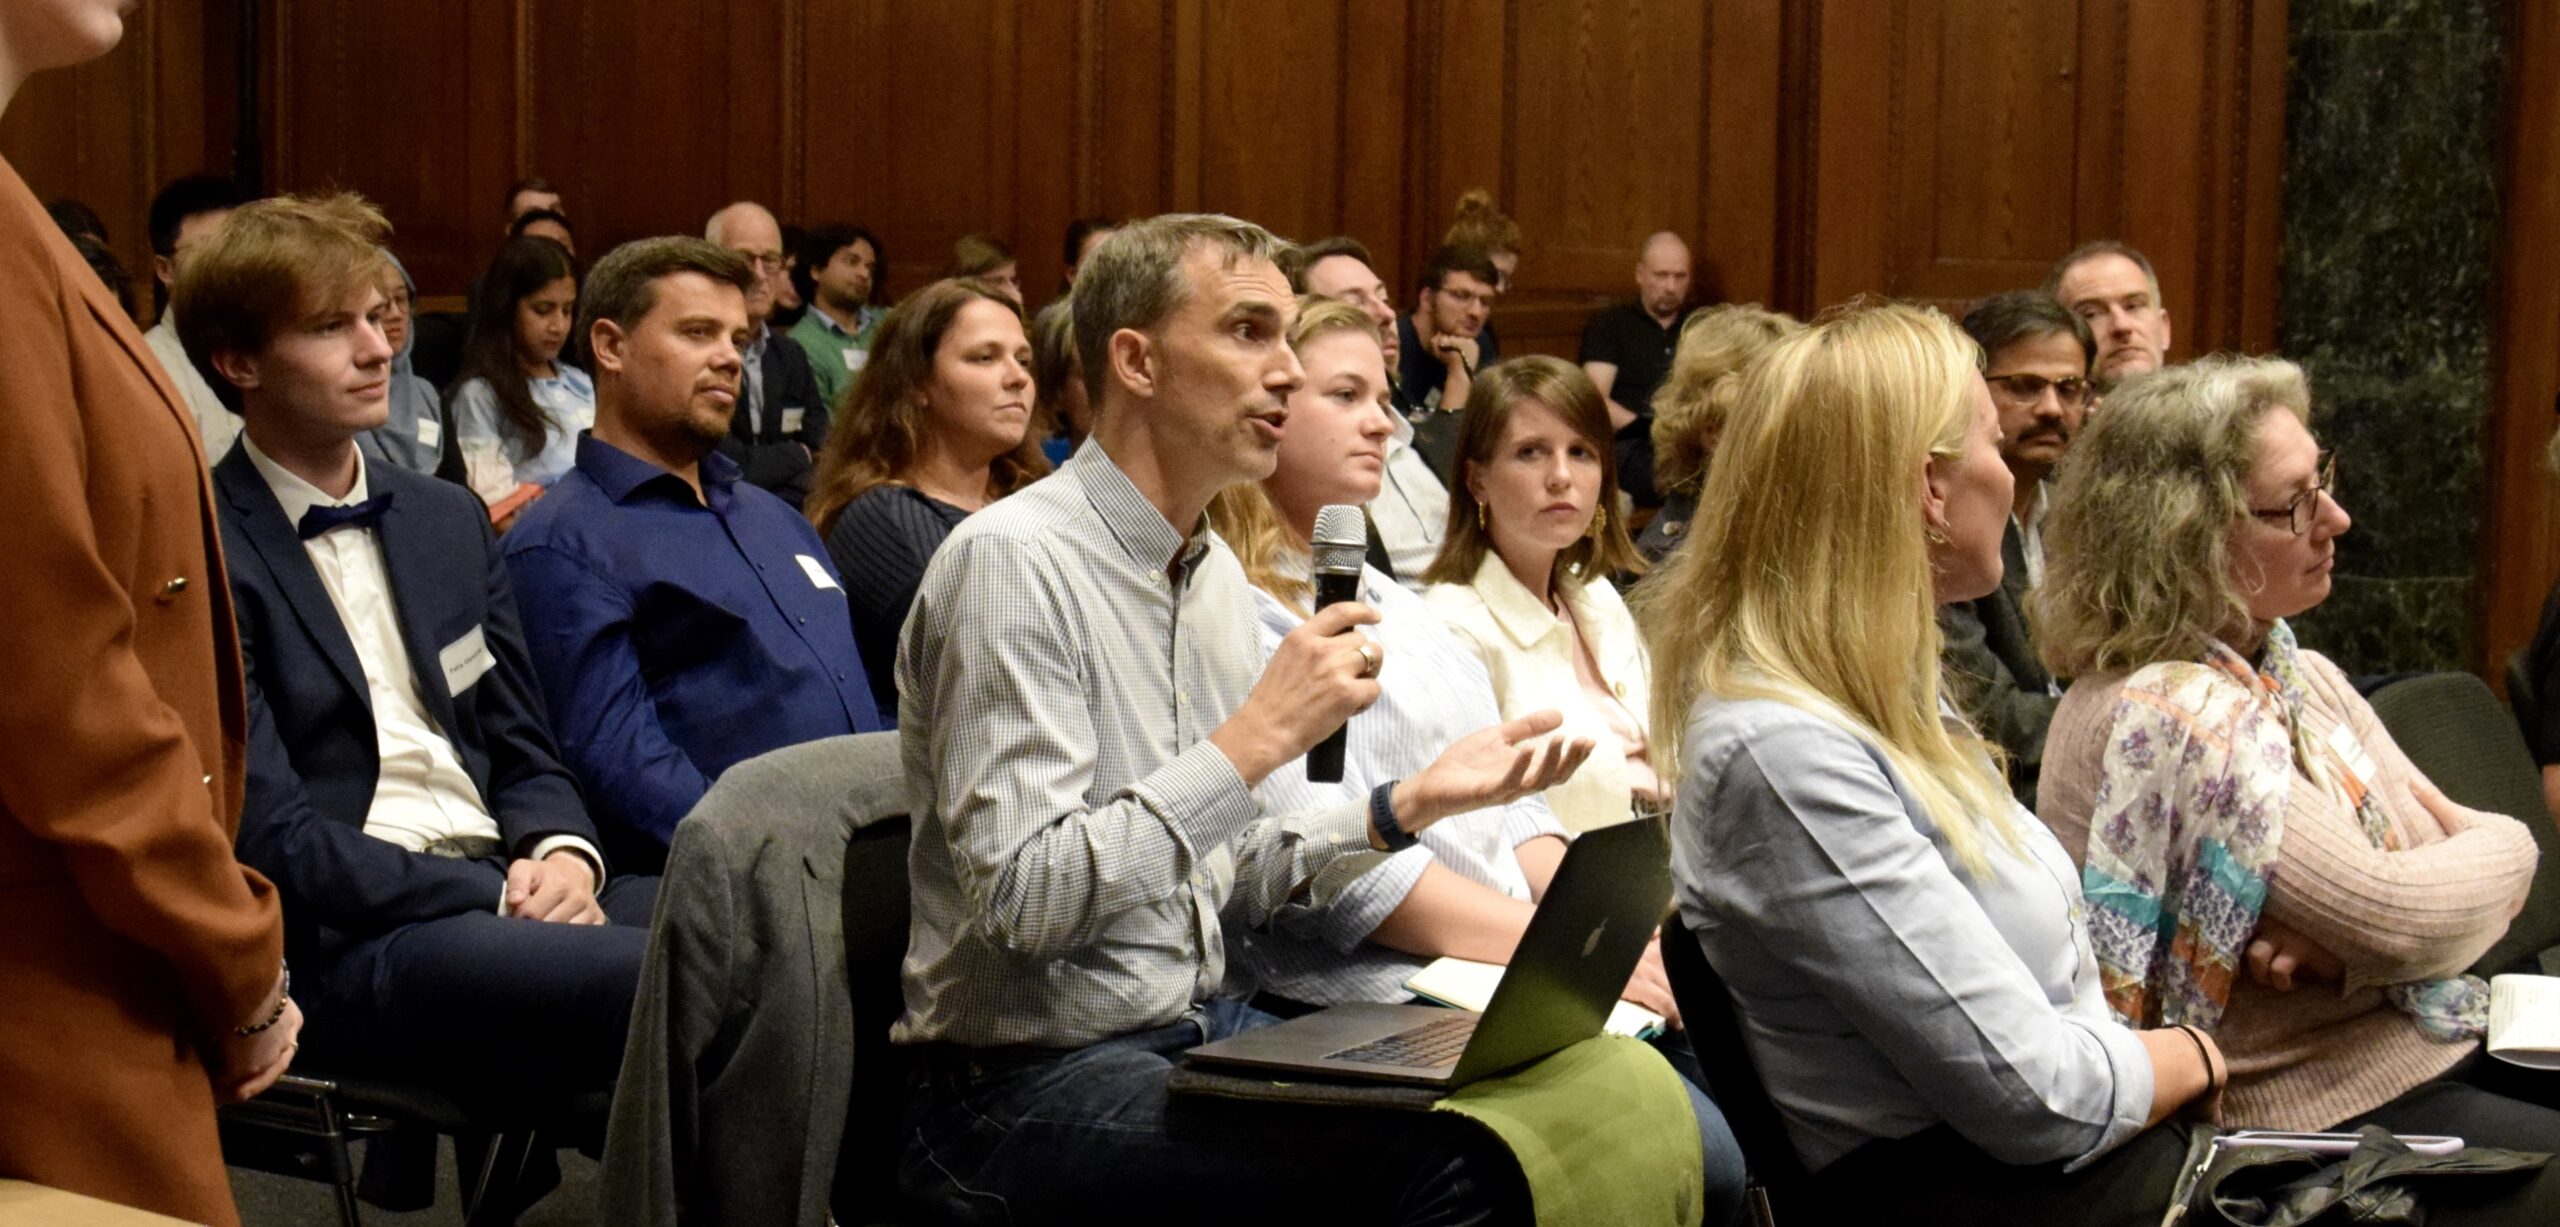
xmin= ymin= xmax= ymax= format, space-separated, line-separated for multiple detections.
xmin=1924 ymin=525 xmax=1949 ymax=546
xmin=1589 ymin=505 xmax=1608 ymax=540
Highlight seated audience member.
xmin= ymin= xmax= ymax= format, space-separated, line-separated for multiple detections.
xmin=1636 ymin=301 xmax=2228 ymax=1222
xmin=1635 ymin=304 xmax=1801 ymax=564
xmin=503 ymin=175 xmax=563 ymax=232
xmin=357 ymin=251 xmax=449 ymax=475
xmin=178 ymin=193 xmax=653 ymax=1112
xmin=1058 ymin=215 xmax=1116 ymax=293
xmin=1938 ymin=291 xmax=2096 ymax=809
xmin=2035 ymin=359 xmax=2560 ymax=1177
xmin=2048 ymin=239 xmax=2171 ymax=390
xmin=509 ymin=206 xmax=577 ymax=257
xmin=503 ymin=238 xmax=883 ymax=873
xmin=1581 ymin=232 xmax=1696 ymax=508
xmin=1397 ymin=243 xmax=1501 ymax=417
xmin=51 ymin=198 xmax=135 ymax=318
xmin=788 ymin=223 xmax=885 ymax=409
xmin=143 ymin=173 xmax=253 ymax=462
xmin=1425 ymin=357 xmax=1657 ymax=832
xmin=894 ymin=213 xmax=1611 ymax=1226
xmin=807 ymin=278 xmax=1048 ymax=722
xmin=706 ymin=201 xmax=829 ymax=507
xmin=1028 ymin=297 xmax=1086 ymax=464
xmin=1291 ymin=235 xmax=1450 ymax=585
xmin=451 ymin=236 xmax=591 ymax=511
xmin=1206 ymin=299 xmax=1670 ymax=1012
xmin=1444 ymin=188 xmax=1522 ymax=359
xmin=946 ymin=232 xmax=1022 ymax=306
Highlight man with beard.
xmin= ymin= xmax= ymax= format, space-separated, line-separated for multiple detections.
xmin=502 ymin=238 xmax=882 ymax=873
xmin=1939 ymin=291 xmax=2097 ymax=809
xmin=788 ymin=223 xmax=886 ymax=408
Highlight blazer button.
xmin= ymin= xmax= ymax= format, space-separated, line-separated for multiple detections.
xmin=157 ymin=576 xmax=190 ymax=603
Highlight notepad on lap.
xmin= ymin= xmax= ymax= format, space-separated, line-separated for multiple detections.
xmin=1407 ymin=956 xmax=1665 ymax=1040
xmin=2488 ymin=974 xmax=2560 ymax=1069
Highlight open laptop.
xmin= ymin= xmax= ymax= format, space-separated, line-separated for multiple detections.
xmin=1183 ymin=815 xmax=1673 ymax=1090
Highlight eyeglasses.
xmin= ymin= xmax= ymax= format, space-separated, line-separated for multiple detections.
xmin=2249 ymin=453 xmax=2338 ymax=535
xmin=737 ymin=250 xmax=787 ymax=273
xmin=1984 ymin=372 xmax=2093 ymax=409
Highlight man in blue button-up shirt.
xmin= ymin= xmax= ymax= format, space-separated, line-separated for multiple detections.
xmin=504 ymin=237 xmax=882 ymax=872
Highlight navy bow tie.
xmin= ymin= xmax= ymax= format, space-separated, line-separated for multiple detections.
xmin=297 ymin=492 xmax=393 ymax=540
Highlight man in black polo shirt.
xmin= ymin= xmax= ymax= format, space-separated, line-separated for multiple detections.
xmin=1579 ymin=231 xmax=1694 ymax=507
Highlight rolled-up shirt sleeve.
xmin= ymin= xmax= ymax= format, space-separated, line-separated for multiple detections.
xmin=1700 ymin=715 xmax=2153 ymax=1169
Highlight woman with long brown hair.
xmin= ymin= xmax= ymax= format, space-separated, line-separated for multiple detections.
xmin=1422 ymin=356 xmax=1655 ymax=831
xmin=807 ymin=277 xmax=1050 ymax=719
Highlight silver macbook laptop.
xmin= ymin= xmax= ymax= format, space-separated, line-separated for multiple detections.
xmin=1183 ymin=815 xmax=1672 ymax=1090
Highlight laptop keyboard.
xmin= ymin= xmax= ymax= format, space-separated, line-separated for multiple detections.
xmin=1325 ymin=1011 xmax=1480 ymax=1068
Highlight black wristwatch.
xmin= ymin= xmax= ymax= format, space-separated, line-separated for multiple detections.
xmin=1369 ymin=781 xmax=1418 ymax=852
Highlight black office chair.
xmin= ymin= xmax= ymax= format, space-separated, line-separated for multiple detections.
xmin=1660 ymin=915 xmax=1797 ymax=1227
xmin=220 ymin=1068 xmax=603 ymax=1227
xmin=835 ymin=815 xmax=919 ymax=1227
xmin=2367 ymin=671 xmax=2560 ymax=975
xmin=2508 ymin=649 xmax=2542 ymax=751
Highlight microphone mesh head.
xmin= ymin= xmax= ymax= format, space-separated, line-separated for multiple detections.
xmin=1311 ymin=504 xmax=1367 ymax=574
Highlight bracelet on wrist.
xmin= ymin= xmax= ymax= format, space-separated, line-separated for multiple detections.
xmin=1369 ymin=781 xmax=1418 ymax=852
xmin=236 ymin=962 xmax=290 ymax=1036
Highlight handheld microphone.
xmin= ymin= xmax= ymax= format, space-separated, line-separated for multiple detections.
xmin=1306 ymin=504 xmax=1369 ymax=784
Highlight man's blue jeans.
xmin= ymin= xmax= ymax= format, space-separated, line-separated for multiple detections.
xmin=901 ymin=999 xmax=1749 ymax=1225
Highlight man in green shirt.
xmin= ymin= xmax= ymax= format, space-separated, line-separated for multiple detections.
xmin=787 ymin=224 xmax=885 ymax=407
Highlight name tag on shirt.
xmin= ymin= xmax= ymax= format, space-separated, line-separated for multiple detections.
xmin=439 ymin=624 xmax=496 ymax=695
xmin=2325 ymin=722 xmax=2380 ymax=795
xmin=417 ymin=416 xmax=441 ymax=449
xmin=796 ymin=554 xmax=842 ymax=591
xmin=781 ymin=407 xmax=806 ymax=435
xmin=844 ymin=348 xmax=868 ymax=373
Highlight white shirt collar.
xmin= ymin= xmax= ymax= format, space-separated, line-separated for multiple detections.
xmin=240 ymin=433 xmax=371 ymax=529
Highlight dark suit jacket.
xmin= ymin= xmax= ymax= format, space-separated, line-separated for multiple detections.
xmin=214 ymin=448 xmax=597 ymax=964
xmin=1941 ymin=518 xmax=2060 ymax=809
xmin=0 ymin=153 xmax=283 ymax=1227
xmin=719 ymin=332 xmax=830 ymax=509
xmin=601 ymin=732 xmax=906 ymax=1227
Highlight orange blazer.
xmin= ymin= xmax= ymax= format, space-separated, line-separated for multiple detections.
xmin=0 ymin=156 xmax=284 ymax=1224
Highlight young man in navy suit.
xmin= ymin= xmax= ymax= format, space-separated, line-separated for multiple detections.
xmin=177 ymin=193 xmax=655 ymax=1113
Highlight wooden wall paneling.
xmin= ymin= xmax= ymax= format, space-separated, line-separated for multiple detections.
xmin=1337 ymin=2 xmax=1411 ymax=270
xmin=1009 ymin=0 xmax=1083 ymax=299
xmin=1803 ymin=0 xmax=1896 ymax=313
xmin=266 ymin=0 xmax=519 ymax=298
xmin=1194 ymin=0 xmax=1345 ymax=244
xmin=0 ymin=1 xmax=198 ymax=318
xmin=1411 ymin=0 xmax=1505 ymax=303
xmin=1091 ymin=0 xmax=1172 ymax=227
xmin=522 ymin=0 xmax=788 ymax=280
xmin=1904 ymin=0 xmax=2085 ymax=308
xmin=2481 ymin=0 xmax=2560 ymax=683
xmin=1697 ymin=0 xmax=1786 ymax=309
xmin=2112 ymin=1 xmax=2215 ymax=353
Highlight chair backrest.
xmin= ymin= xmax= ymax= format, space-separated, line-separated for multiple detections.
xmin=2508 ymin=649 xmax=2543 ymax=755
xmin=835 ymin=814 xmax=913 ymax=1222
xmin=1660 ymin=914 xmax=1803 ymax=1185
xmin=2366 ymin=672 xmax=2560 ymax=972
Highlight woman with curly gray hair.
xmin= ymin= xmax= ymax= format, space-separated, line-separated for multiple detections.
xmin=2035 ymin=356 xmax=2560 ymax=1212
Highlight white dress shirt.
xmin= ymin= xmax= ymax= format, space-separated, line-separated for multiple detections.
xmin=1369 ymin=411 xmax=1450 ymax=587
xmin=144 ymin=313 xmax=239 ymax=463
xmin=1425 ymin=553 xmax=1654 ymax=832
xmin=2017 ymin=480 xmax=2052 ymax=591
xmin=241 ymin=437 xmax=600 ymax=882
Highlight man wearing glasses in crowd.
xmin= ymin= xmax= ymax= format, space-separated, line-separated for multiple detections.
xmin=706 ymin=202 xmax=830 ymax=509
xmin=1940 ymin=291 xmax=2100 ymax=810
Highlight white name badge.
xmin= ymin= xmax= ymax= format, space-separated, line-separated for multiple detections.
xmin=2325 ymin=723 xmax=2380 ymax=792
xmin=439 ymin=624 xmax=496 ymax=695
xmin=781 ymin=407 xmax=806 ymax=435
xmin=796 ymin=553 xmax=842 ymax=591
xmin=417 ymin=416 xmax=442 ymax=449
xmin=844 ymin=348 xmax=869 ymax=373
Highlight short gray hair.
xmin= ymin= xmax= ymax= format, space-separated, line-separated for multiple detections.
xmin=1072 ymin=213 xmax=1293 ymax=403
